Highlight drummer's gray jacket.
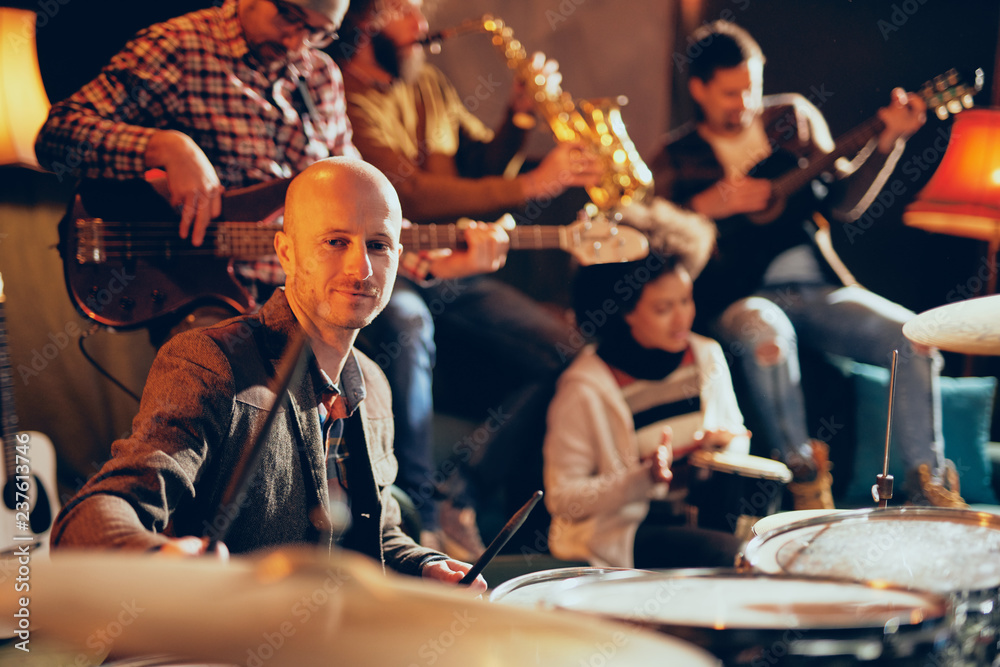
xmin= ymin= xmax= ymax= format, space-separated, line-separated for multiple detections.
xmin=543 ymin=337 xmax=748 ymax=567
xmin=51 ymin=289 xmax=440 ymax=576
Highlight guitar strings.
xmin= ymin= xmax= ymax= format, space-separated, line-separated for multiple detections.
xmin=76 ymin=221 xmax=569 ymax=259
xmin=775 ymin=116 xmax=883 ymax=197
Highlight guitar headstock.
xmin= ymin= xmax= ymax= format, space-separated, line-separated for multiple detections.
xmin=564 ymin=210 xmax=649 ymax=266
xmin=918 ymin=68 xmax=984 ymax=121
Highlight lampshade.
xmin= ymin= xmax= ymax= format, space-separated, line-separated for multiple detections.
xmin=903 ymin=108 xmax=1000 ymax=242
xmin=0 ymin=7 xmax=51 ymax=169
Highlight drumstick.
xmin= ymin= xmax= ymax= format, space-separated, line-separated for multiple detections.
xmin=459 ymin=490 xmax=543 ymax=586
xmin=204 ymin=330 xmax=311 ymax=551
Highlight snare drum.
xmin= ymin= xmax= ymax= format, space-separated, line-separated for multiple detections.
xmin=687 ymin=450 xmax=792 ymax=535
xmin=549 ymin=569 xmax=949 ymax=665
xmin=489 ymin=567 xmax=643 ymax=607
xmin=742 ymin=507 xmax=1000 ymax=665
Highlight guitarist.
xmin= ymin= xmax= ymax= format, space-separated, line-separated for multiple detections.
xmin=34 ymin=0 xmax=363 ymax=343
xmin=649 ymin=21 xmax=964 ymax=508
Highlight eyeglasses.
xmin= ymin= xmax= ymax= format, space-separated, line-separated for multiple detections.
xmin=271 ymin=0 xmax=339 ymax=48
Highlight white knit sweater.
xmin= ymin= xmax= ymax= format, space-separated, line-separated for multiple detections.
xmin=543 ymin=335 xmax=748 ymax=567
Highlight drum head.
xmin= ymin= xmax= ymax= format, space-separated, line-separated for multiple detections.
xmin=549 ymin=569 xmax=948 ymax=664
xmin=743 ymin=507 xmax=1000 ymax=594
xmin=689 ymin=450 xmax=792 ymax=482
xmin=489 ymin=567 xmax=643 ymax=606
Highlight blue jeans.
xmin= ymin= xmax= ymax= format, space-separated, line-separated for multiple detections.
xmin=356 ymin=275 xmax=575 ymax=530
xmin=711 ymin=284 xmax=945 ymax=476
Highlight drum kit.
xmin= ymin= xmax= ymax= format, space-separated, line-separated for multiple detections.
xmin=1 ymin=299 xmax=997 ymax=665
xmin=495 ymin=296 xmax=1000 ymax=665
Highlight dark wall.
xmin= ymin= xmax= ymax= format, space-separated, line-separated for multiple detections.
xmin=29 ymin=1 xmax=210 ymax=103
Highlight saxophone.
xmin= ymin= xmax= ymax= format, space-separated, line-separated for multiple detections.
xmin=425 ymin=15 xmax=653 ymax=212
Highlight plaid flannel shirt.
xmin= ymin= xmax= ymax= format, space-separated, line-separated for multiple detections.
xmin=35 ymin=0 xmax=359 ymax=285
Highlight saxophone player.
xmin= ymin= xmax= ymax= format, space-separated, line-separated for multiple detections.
xmin=327 ymin=0 xmax=602 ymax=560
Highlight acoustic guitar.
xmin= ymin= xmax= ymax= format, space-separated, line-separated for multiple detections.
xmin=747 ymin=68 xmax=982 ymax=224
xmin=0 ymin=273 xmax=59 ymax=558
xmin=60 ymin=178 xmax=650 ymax=330
xmin=693 ymin=68 xmax=982 ymax=324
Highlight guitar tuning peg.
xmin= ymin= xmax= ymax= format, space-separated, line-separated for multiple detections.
xmin=935 ymin=105 xmax=950 ymax=121
xmin=946 ymin=99 xmax=963 ymax=116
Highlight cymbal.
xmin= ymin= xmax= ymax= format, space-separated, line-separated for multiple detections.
xmin=903 ymin=294 xmax=1000 ymax=355
xmin=1 ymin=547 xmax=718 ymax=666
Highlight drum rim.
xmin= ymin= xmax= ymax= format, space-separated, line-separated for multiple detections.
xmin=488 ymin=566 xmax=646 ymax=603
xmin=743 ymin=505 xmax=1000 ymax=565
xmin=548 ymin=567 xmax=950 ymax=630
xmin=688 ymin=449 xmax=793 ymax=482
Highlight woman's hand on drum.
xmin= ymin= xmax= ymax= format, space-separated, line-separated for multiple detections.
xmin=692 ymin=428 xmax=751 ymax=451
xmin=642 ymin=427 xmax=673 ymax=485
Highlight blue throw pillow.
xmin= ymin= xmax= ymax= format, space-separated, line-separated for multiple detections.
xmin=844 ymin=362 xmax=998 ymax=505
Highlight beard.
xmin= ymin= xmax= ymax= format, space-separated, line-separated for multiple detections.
xmin=371 ymin=32 xmax=425 ymax=84
xmin=324 ymin=279 xmax=387 ymax=329
xmin=288 ymin=274 xmax=390 ymax=334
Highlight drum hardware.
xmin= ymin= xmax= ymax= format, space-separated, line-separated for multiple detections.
xmin=872 ymin=349 xmax=897 ymax=508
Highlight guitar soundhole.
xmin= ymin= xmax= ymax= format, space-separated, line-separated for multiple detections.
xmin=1 ymin=479 xmax=14 ymax=511
xmin=29 ymin=477 xmax=53 ymax=533
xmin=2 ymin=476 xmax=55 ymax=535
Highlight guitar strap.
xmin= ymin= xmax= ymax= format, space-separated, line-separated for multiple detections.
xmin=294 ymin=76 xmax=321 ymax=125
xmin=812 ymin=212 xmax=860 ymax=288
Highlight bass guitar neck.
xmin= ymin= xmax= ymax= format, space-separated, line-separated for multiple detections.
xmin=62 ymin=179 xmax=650 ymax=330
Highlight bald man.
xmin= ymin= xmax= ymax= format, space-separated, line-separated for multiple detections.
xmin=51 ymin=158 xmax=485 ymax=589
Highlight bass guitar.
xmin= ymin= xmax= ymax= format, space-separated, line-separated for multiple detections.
xmin=61 ymin=178 xmax=649 ymax=330
xmin=0 ymin=273 xmax=59 ymax=558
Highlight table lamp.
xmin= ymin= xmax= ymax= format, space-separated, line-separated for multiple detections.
xmin=0 ymin=7 xmax=51 ymax=169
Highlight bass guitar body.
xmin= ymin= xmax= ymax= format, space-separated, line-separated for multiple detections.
xmin=60 ymin=179 xmax=256 ymax=330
